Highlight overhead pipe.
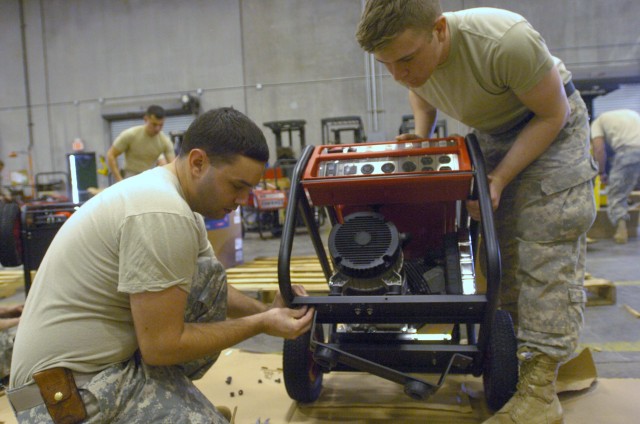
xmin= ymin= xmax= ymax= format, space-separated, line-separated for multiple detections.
xmin=361 ymin=0 xmax=383 ymax=136
xmin=369 ymin=53 xmax=379 ymax=132
xmin=19 ymin=0 xmax=35 ymax=192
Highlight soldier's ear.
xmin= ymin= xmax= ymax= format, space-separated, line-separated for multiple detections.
xmin=188 ymin=148 xmax=209 ymax=177
xmin=434 ymin=16 xmax=447 ymax=41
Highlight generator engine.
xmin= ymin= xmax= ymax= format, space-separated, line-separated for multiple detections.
xmin=327 ymin=212 xmax=405 ymax=296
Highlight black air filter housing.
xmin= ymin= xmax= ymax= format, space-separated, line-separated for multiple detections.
xmin=329 ymin=212 xmax=401 ymax=279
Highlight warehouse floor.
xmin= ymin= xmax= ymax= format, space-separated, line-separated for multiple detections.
xmin=0 ymin=222 xmax=639 ymax=422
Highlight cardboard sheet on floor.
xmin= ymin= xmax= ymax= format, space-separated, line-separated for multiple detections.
xmin=194 ymin=349 xmax=487 ymax=423
xmin=1 ymin=348 xmax=636 ymax=423
xmin=189 ymin=347 xmax=612 ymax=423
xmin=557 ymin=347 xmax=598 ymax=392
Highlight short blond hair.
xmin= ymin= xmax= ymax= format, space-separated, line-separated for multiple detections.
xmin=356 ymin=0 xmax=442 ymax=52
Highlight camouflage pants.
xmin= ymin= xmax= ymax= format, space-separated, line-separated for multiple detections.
xmin=491 ymin=177 xmax=594 ymax=362
xmin=606 ymin=147 xmax=640 ymax=225
xmin=0 ymin=327 xmax=18 ymax=379
xmin=15 ymin=257 xmax=229 ymax=424
xmin=475 ymin=91 xmax=597 ymax=362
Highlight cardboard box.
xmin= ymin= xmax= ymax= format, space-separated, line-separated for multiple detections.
xmin=206 ymin=209 xmax=243 ymax=269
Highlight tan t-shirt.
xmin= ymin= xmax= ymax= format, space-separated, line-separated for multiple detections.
xmin=10 ymin=167 xmax=213 ymax=387
xmin=113 ymin=125 xmax=175 ymax=176
xmin=591 ymin=109 xmax=640 ymax=151
xmin=411 ymin=7 xmax=572 ymax=133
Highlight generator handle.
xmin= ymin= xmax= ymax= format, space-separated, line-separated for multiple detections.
xmin=465 ymin=134 xmax=501 ymax=303
xmin=465 ymin=134 xmax=502 ymax=365
xmin=278 ymin=145 xmax=332 ymax=307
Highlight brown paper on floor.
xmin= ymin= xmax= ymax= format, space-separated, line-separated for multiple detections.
xmin=196 ymin=349 xmax=488 ymax=424
xmin=556 ymin=347 xmax=598 ymax=393
xmin=0 ymin=347 xmax=636 ymax=424
xmin=194 ymin=349 xmax=490 ymax=423
xmin=560 ymin=378 xmax=640 ymax=423
xmin=193 ymin=349 xmax=294 ymax=423
xmin=193 ymin=348 xmax=600 ymax=423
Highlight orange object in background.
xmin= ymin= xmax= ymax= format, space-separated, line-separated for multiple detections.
xmin=263 ymin=167 xmax=284 ymax=180
xmin=249 ymin=188 xmax=287 ymax=211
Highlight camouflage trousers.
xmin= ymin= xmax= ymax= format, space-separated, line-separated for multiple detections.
xmin=475 ymin=91 xmax=597 ymax=363
xmin=15 ymin=257 xmax=229 ymax=424
xmin=0 ymin=326 xmax=18 ymax=379
xmin=490 ymin=177 xmax=594 ymax=362
xmin=606 ymin=147 xmax=640 ymax=225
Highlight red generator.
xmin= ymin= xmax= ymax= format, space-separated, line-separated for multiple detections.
xmin=242 ymin=166 xmax=289 ymax=240
xmin=277 ymin=134 xmax=517 ymax=411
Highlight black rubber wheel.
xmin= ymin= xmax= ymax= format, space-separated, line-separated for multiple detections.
xmin=483 ymin=309 xmax=518 ymax=411
xmin=444 ymin=232 xmax=463 ymax=294
xmin=283 ymin=328 xmax=324 ymax=403
xmin=0 ymin=202 xmax=23 ymax=267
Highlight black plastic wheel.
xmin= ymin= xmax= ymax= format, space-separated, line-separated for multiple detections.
xmin=444 ymin=232 xmax=463 ymax=294
xmin=283 ymin=328 xmax=324 ymax=403
xmin=0 ymin=202 xmax=23 ymax=267
xmin=483 ymin=309 xmax=518 ymax=411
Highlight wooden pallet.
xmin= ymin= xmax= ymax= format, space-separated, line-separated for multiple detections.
xmin=226 ymin=255 xmax=330 ymax=294
xmin=0 ymin=270 xmax=26 ymax=298
xmin=584 ymin=277 xmax=616 ymax=306
xmin=6 ymin=261 xmax=615 ymax=308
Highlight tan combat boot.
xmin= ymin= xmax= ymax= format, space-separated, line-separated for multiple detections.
xmin=483 ymin=349 xmax=563 ymax=424
xmin=613 ymin=220 xmax=628 ymax=244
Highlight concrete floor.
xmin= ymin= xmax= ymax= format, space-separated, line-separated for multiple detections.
xmin=580 ymin=237 xmax=640 ymax=378
xmin=240 ymin=223 xmax=640 ymax=379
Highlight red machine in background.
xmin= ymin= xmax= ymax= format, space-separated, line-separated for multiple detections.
xmin=242 ymin=158 xmax=324 ymax=239
xmin=241 ymin=165 xmax=289 ymax=240
xmin=277 ymin=135 xmax=517 ymax=411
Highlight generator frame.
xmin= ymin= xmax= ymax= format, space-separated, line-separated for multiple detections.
xmin=277 ymin=134 xmax=517 ymax=410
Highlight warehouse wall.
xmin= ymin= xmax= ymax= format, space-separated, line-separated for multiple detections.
xmin=1 ymin=0 xmax=639 ymax=188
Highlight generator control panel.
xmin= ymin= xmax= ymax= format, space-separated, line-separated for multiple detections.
xmin=301 ymin=137 xmax=473 ymax=206
xmin=312 ymin=139 xmax=464 ymax=177
xmin=318 ymin=153 xmax=460 ymax=177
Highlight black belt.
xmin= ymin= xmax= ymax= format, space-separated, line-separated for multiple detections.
xmin=564 ymin=79 xmax=576 ymax=97
xmin=490 ymin=79 xmax=576 ymax=137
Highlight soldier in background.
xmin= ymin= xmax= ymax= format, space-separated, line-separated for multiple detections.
xmin=106 ymin=105 xmax=176 ymax=182
xmin=591 ymin=109 xmax=640 ymax=244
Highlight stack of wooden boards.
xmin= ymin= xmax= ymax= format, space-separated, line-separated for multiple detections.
xmin=0 ymin=269 xmax=24 ymax=299
xmin=226 ymin=255 xmax=329 ymax=298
